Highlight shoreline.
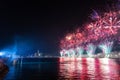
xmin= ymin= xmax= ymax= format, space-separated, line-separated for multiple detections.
xmin=0 ymin=59 xmax=9 ymax=80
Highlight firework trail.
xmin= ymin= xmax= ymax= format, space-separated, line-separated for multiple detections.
xmin=76 ymin=46 xmax=84 ymax=57
xmin=99 ymin=41 xmax=113 ymax=56
xmin=86 ymin=43 xmax=96 ymax=57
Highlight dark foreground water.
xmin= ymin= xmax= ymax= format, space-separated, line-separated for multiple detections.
xmin=4 ymin=58 xmax=120 ymax=80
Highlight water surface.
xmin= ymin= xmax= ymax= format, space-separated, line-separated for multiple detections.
xmin=4 ymin=58 xmax=120 ymax=80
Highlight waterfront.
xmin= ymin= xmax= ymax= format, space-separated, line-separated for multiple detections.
xmin=0 ymin=60 xmax=9 ymax=80
xmin=4 ymin=58 xmax=120 ymax=80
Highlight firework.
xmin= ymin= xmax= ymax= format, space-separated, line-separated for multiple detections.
xmin=86 ymin=43 xmax=96 ymax=57
xmin=76 ymin=46 xmax=84 ymax=57
xmin=60 ymin=8 xmax=120 ymax=57
xmin=98 ymin=41 xmax=113 ymax=56
xmin=68 ymin=48 xmax=76 ymax=57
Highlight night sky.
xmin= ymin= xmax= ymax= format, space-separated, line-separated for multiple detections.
xmin=0 ymin=0 xmax=113 ymax=56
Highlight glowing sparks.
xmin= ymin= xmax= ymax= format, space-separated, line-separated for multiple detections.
xmin=86 ymin=43 xmax=96 ymax=57
xmin=60 ymin=9 xmax=120 ymax=57
xmin=99 ymin=41 xmax=113 ymax=56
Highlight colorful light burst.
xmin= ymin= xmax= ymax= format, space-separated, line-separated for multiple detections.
xmin=99 ymin=41 xmax=113 ymax=56
xmin=86 ymin=43 xmax=96 ymax=57
xmin=60 ymin=9 xmax=120 ymax=57
xmin=76 ymin=46 xmax=84 ymax=57
xmin=68 ymin=48 xmax=76 ymax=57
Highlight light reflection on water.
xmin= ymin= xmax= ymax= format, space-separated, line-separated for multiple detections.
xmin=59 ymin=58 xmax=120 ymax=80
xmin=4 ymin=58 xmax=120 ymax=80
